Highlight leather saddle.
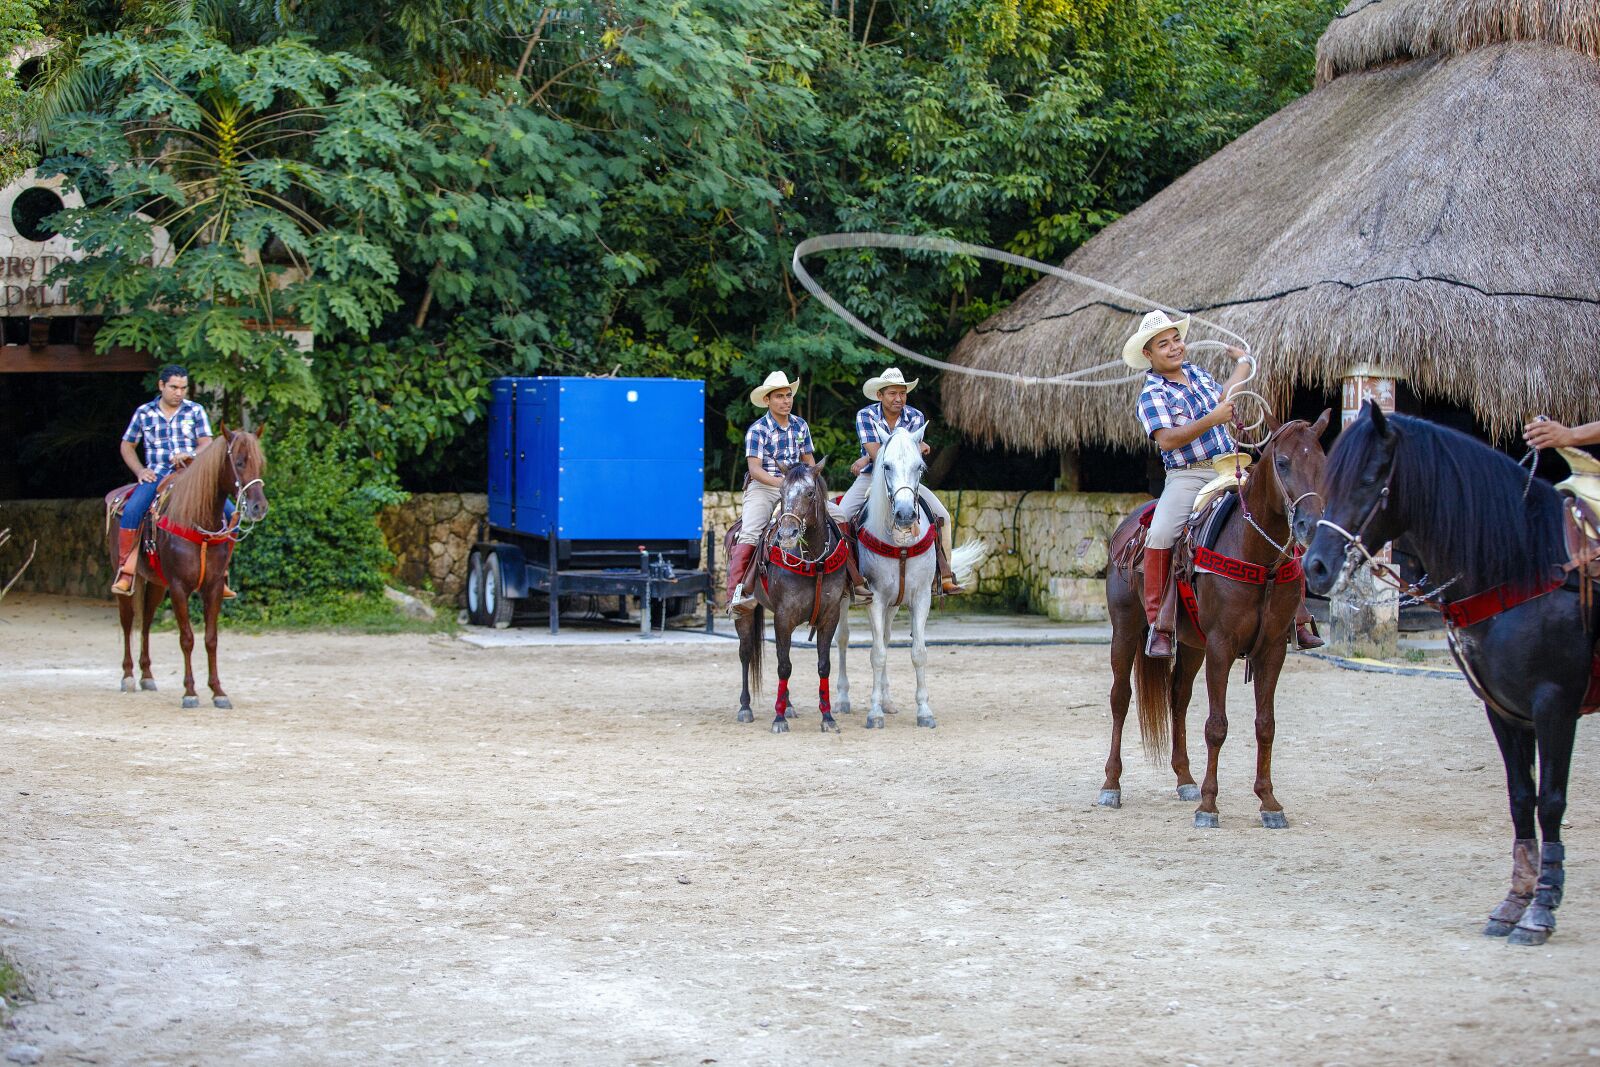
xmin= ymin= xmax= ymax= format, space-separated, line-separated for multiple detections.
xmin=1111 ymin=486 xmax=1240 ymax=582
xmin=104 ymin=473 xmax=180 ymax=540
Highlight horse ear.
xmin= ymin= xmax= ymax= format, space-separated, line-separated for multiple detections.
xmin=811 ymin=456 xmax=828 ymax=474
xmin=253 ymin=422 xmax=267 ymax=443
xmin=216 ymin=420 xmax=231 ymax=441
xmin=910 ymin=423 xmax=928 ymax=444
xmin=1263 ymin=408 xmax=1282 ymax=433
xmin=1366 ymin=400 xmax=1392 ymax=438
xmin=1311 ymin=407 xmax=1331 ymax=438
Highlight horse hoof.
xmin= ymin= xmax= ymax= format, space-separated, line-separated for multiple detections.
xmin=1095 ymin=789 xmax=1121 ymax=809
xmin=771 ymin=718 xmax=790 ymax=734
xmin=916 ymin=715 xmax=936 ymax=729
xmin=836 ymin=701 xmax=852 ymax=714
xmin=1260 ymin=811 xmax=1288 ymax=830
xmin=820 ymin=715 xmax=840 ymax=733
xmin=141 ymin=678 xmax=158 ymax=691
xmin=213 ymin=697 xmax=232 ymax=710
xmin=181 ymin=696 xmax=200 ymax=709
xmin=737 ymin=709 xmax=754 ymax=724
xmin=1194 ymin=811 xmax=1220 ymax=829
xmin=864 ymin=716 xmax=885 ymax=730
xmin=1483 ymin=919 xmax=1517 ymax=938
xmin=1508 ymin=926 xmax=1551 ymax=947
xmin=1176 ymin=784 xmax=1200 ymax=802
xmin=120 ymin=678 xmax=137 ymax=693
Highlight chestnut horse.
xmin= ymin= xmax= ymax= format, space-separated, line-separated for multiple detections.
xmin=1100 ymin=411 xmax=1329 ymax=828
xmin=106 ymin=429 xmax=268 ymax=708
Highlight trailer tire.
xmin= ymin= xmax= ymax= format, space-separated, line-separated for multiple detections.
xmin=483 ymin=557 xmax=516 ymax=629
xmin=466 ymin=551 xmax=489 ymax=627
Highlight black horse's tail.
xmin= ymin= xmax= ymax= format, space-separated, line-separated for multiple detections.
xmin=747 ymin=603 xmax=765 ymax=696
xmin=1134 ymin=647 xmax=1173 ymax=764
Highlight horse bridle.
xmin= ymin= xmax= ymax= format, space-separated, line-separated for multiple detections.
xmin=1235 ymin=422 xmax=1323 ymax=561
xmin=196 ymin=435 xmax=266 ymax=541
xmin=775 ymin=478 xmax=833 ymax=566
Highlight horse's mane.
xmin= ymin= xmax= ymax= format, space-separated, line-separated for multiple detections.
xmin=163 ymin=432 xmax=264 ymax=529
xmin=1324 ymin=413 xmax=1566 ymax=592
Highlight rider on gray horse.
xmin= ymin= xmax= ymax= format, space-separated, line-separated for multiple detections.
xmin=836 ymin=367 xmax=965 ymax=595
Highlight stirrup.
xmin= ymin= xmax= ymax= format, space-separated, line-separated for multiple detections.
xmin=111 ymin=573 xmax=136 ymax=597
xmin=1294 ymin=623 xmax=1323 ymax=650
xmin=851 ymin=582 xmax=874 ymax=603
xmin=727 ymin=585 xmax=756 ymax=616
xmin=1144 ymin=627 xmax=1176 ymax=658
xmin=222 ymin=584 xmax=237 ymax=601
xmin=939 ymin=576 xmax=965 ymax=595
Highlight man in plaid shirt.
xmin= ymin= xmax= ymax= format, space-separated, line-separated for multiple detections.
xmin=1127 ymin=310 xmax=1321 ymax=656
xmin=726 ymin=371 xmax=863 ymax=613
xmin=112 ymin=364 xmax=234 ymax=597
xmin=836 ymin=367 xmax=964 ymax=594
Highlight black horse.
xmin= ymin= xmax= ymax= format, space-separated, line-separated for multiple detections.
xmin=1303 ymin=403 xmax=1594 ymax=946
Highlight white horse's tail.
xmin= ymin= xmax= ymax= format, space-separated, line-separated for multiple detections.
xmin=950 ymin=539 xmax=989 ymax=588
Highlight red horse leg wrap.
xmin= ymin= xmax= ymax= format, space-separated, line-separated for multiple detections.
xmin=775 ymin=678 xmax=789 ymax=716
xmin=818 ymin=677 xmax=831 ymax=715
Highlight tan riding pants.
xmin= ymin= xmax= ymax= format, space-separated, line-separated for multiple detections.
xmin=836 ymin=474 xmax=951 ymax=529
xmin=1146 ymin=467 xmax=1215 ymax=550
xmin=737 ymin=482 xmax=846 ymax=546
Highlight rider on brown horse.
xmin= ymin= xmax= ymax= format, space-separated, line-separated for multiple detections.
xmin=113 ymin=364 xmax=234 ymax=599
xmin=1126 ymin=311 xmax=1321 ymax=657
xmin=726 ymin=371 xmax=868 ymax=614
xmin=836 ymin=367 xmax=965 ymax=595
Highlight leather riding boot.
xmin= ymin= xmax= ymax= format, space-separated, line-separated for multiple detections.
xmin=726 ymin=543 xmax=758 ymax=615
xmin=837 ymin=522 xmax=873 ymax=603
xmin=935 ymin=523 xmax=965 ymax=595
xmin=111 ymin=529 xmax=139 ymax=596
xmin=1142 ymin=546 xmax=1175 ymax=658
xmin=1294 ymin=593 xmax=1324 ymax=650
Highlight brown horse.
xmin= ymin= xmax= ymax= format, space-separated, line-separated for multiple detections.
xmin=106 ymin=429 xmax=268 ymax=708
xmin=730 ymin=461 xmax=851 ymax=733
xmin=1100 ymin=411 xmax=1330 ymax=827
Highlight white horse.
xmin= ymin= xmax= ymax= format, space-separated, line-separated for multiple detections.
xmin=836 ymin=424 xmax=988 ymax=728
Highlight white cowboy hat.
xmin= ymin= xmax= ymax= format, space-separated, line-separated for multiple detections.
xmin=1121 ymin=309 xmax=1190 ymax=370
xmin=750 ymin=370 xmax=800 ymax=408
xmin=862 ymin=367 xmax=919 ymax=400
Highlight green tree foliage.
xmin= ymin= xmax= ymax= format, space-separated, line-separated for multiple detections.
xmin=229 ymin=421 xmax=403 ymax=614
xmin=35 ymin=0 xmax=1340 ymax=488
xmin=0 ymin=0 xmax=44 ymax=185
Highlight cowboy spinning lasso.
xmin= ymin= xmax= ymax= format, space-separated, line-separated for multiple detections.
xmin=112 ymin=364 xmax=235 ymax=599
xmin=836 ymin=367 xmax=965 ymax=595
xmin=1126 ymin=310 xmax=1322 ymax=657
xmin=726 ymin=371 xmax=870 ymax=614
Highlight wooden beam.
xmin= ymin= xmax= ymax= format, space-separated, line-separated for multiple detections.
xmin=0 ymin=345 xmax=155 ymax=373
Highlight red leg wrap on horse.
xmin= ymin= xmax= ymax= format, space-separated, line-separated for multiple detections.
xmin=818 ymin=678 xmax=830 ymax=714
xmin=775 ymin=678 xmax=789 ymax=715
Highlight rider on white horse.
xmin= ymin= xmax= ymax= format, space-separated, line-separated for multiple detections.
xmin=1127 ymin=310 xmax=1323 ymax=658
xmin=836 ymin=367 xmax=965 ymax=595
xmin=726 ymin=370 xmax=867 ymax=614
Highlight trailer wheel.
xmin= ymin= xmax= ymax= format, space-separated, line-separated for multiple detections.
xmin=466 ymin=551 xmax=489 ymax=627
xmin=482 ymin=556 xmax=515 ymax=629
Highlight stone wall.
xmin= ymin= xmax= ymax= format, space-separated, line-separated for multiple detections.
xmin=0 ymin=498 xmax=111 ymax=599
xmin=376 ymin=492 xmax=487 ymax=603
xmin=5 ymin=488 xmax=1151 ymax=619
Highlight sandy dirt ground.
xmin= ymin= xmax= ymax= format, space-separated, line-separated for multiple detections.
xmin=2 ymin=592 xmax=1598 ymax=1066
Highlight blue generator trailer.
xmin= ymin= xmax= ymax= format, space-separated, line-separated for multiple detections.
xmin=465 ymin=376 xmax=715 ymax=633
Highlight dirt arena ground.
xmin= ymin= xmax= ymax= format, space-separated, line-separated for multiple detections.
xmin=2 ymin=593 xmax=1598 ymax=1066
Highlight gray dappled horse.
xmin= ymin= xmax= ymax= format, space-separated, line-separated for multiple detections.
xmin=836 ymin=424 xmax=987 ymax=728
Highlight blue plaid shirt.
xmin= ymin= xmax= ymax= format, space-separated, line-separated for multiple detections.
xmin=122 ymin=398 xmax=213 ymax=477
xmin=1137 ymin=363 xmax=1235 ymax=469
xmin=854 ymin=402 xmax=927 ymax=476
xmin=745 ymin=412 xmax=815 ymax=477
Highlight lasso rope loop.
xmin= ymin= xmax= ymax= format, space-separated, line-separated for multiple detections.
xmin=790 ymin=232 xmax=1255 ymax=390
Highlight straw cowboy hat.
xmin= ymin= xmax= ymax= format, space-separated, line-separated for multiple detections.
xmin=862 ymin=367 xmax=919 ymax=400
xmin=1121 ymin=310 xmax=1190 ymax=370
xmin=750 ymin=370 xmax=800 ymax=407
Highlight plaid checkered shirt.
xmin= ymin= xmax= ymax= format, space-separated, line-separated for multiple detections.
xmin=121 ymin=398 xmax=214 ymax=477
xmin=854 ymin=402 xmax=927 ymax=476
xmin=745 ymin=412 xmax=815 ymax=477
xmin=1137 ymin=363 xmax=1235 ymax=469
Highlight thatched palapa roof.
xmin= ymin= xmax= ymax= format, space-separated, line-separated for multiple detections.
xmin=943 ymin=0 xmax=1600 ymax=453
